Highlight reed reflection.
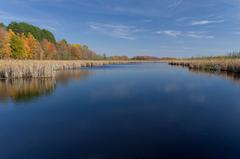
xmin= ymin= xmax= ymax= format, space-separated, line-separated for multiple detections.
xmin=0 ymin=70 xmax=91 ymax=103
xmin=190 ymin=69 xmax=240 ymax=84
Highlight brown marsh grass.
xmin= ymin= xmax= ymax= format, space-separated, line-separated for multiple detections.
xmin=0 ymin=60 xmax=139 ymax=79
xmin=169 ymin=59 xmax=240 ymax=73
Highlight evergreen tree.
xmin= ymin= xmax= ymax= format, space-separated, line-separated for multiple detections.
xmin=8 ymin=22 xmax=56 ymax=43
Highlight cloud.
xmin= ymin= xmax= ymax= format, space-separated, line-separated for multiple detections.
xmin=186 ymin=31 xmax=214 ymax=38
xmin=156 ymin=30 xmax=214 ymax=39
xmin=62 ymin=0 xmax=184 ymax=17
xmin=41 ymin=25 xmax=57 ymax=31
xmin=156 ymin=30 xmax=182 ymax=37
xmin=89 ymin=22 xmax=143 ymax=40
xmin=176 ymin=17 xmax=191 ymax=22
xmin=168 ymin=0 xmax=184 ymax=9
xmin=191 ymin=20 xmax=224 ymax=25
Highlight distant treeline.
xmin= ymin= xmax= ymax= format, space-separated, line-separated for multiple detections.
xmin=107 ymin=56 xmax=175 ymax=61
xmin=131 ymin=56 xmax=176 ymax=61
xmin=108 ymin=56 xmax=129 ymax=60
xmin=0 ymin=22 xmax=102 ymax=60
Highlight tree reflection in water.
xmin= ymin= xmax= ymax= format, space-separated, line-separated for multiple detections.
xmin=0 ymin=70 xmax=91 ymax=103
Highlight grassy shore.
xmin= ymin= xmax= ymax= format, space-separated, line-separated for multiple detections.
xmin=0 ymin=60 xmax=154 ymax=79
xmin=0 ymin=60 xmax=144 ymax=79
xmin=168 ymin=59 xmax=240 ymax=73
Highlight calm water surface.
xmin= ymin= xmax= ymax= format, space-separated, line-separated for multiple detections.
xmin=1 ymin=63 xmax=240 ymax=159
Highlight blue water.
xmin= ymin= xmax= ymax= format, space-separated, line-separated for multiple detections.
xmin=1 ymin=63 xmax=240 ymax=159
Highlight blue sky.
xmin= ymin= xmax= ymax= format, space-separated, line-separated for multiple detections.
xmin=1 ymin=0 xmax=240 ymax=57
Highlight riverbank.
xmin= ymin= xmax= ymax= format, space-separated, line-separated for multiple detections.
xmin=0 ymin=60 xmax=146 ymax=79
xmin=168 ymin=59 xmax=240 ymax=73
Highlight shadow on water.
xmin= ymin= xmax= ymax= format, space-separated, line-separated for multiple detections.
xmin=190 ymin=69 xmax=240 ymax=85
xmin=170 ymin=65 xmax=240 ymax=84
xmin=0 ymin=69 xmax=91 ymax=103
xmin=189 ymin=69 xmax=240 ymax=84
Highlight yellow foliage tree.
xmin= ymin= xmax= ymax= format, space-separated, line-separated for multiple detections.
xmin=9 ymin=31 xmax=28 ymax=59
xmin=19 ymin=33 xmax=28 ymax=59
xmin=8 ymin=29 xmax=15 ymax=39
xmin=0 ymin=27 xmax=11 ymax=58
xmin=23 ymin=33 xmax=38 ymax=59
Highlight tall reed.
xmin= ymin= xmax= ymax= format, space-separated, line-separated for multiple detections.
xmin=0 ymin=60 xmax=138 ymax=79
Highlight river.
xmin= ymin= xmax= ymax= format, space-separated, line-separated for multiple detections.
xmin=0 ymin=63 xmax=240 ymax=159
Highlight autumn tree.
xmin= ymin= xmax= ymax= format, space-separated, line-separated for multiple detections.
xmin=23 ymin=33 xmax=39 ymax=59
xmin=41 ymin=39 xmax=57 ymax=59
xmin=80 ymin=45 xmax=97 ymax=59
xmin=0 ymin=27 xmax=11 ymax=58
xmin=9 ymin=30 xmax=27 ymax=59
xmin=56 ymin=40 xmax=71 ymax=59
xmin=70 ymin=44 xmax=81 ymax=59
xmin=0 ymin=21 xmax=101 ymax=60
xmin=33 ymin=42 xmax=44 ymax=60
xmin=69 ymin=44 xmax=97 ymax=60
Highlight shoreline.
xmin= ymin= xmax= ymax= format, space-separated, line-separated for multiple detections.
xmin=0 ymin=60 xmax=157 ymax=79
xmin=168 ymin=59 xmax=240 ymax=73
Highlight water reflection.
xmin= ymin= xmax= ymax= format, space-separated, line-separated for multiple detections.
xmin=170 ymin=65 xmax=240 ymax=84
xmin=1 ymin=64 xmax=240 ymax=159
xmin=56 ymin=70 xmax=91 ymax=85
xmin=0 ymin=70 xmax=91 ymax=103
xmin=189 ymin=69 xmax=240 ymax=84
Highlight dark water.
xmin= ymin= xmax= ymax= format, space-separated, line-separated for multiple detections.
xmin=1 ymin=63 xmax=240 ymax=159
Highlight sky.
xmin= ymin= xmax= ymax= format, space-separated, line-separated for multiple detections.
xmin=0 ymin=0 xmax=240 ymax=57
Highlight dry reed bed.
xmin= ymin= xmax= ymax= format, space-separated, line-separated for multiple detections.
xmin=168 ymin=59 xmax=240 ymax=73
xmin=0 ymin=60 xmax=138 ymax=79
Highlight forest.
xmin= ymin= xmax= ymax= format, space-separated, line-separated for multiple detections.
xmin=0 ymin=22 xmax=103 ymax=60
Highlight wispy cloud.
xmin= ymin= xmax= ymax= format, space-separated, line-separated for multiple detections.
xmin=156 ymin=30 xmax=182 ymax=37
xmin=168 ymin=0 xmax=184 ymax=9
xmin=89 ymin=22 xmax=143 ymax=40
xmin=61 ymin=0 xmax=184 ymax=17
xmin=156 ymin=30 xmax=214 ymax=39
xmin=41 ymin=25 xmax=57 ymax=31
xmin=176 ymin=17 xmax=191 ymax=22
xmin=191 ymin=20 xmax=224 ymax=26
